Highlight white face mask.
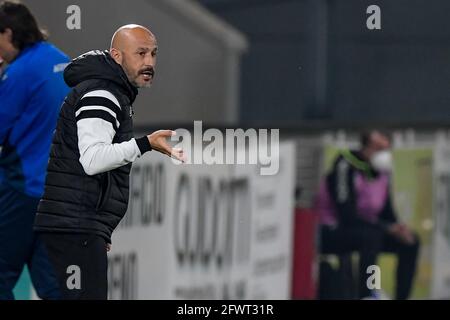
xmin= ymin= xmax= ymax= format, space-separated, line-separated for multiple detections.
xmin=370 ymin=150 xmax=393 ymax=172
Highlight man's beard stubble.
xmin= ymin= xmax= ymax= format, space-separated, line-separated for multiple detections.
xmin=122 ymin=61 xmax=154 ymax=89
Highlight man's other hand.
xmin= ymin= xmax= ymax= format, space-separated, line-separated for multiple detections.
xmin=147 ymin=130 xmax=185 ymax=163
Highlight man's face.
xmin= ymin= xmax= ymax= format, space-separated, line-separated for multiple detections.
xmin=0 ymin=28 xmax=16 ymax=63
xmin=366 ymin=131 xmax=393 ymax=172
xmin=369 ymin=131 xmax=391 ymax=152
xmin=118 ymin=31 xmax=158 ymax=88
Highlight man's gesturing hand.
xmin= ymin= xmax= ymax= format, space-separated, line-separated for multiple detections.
xmin=147 ymin=130 xmax=185 ymax=162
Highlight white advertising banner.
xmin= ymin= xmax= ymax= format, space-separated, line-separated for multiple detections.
xmin=431 ymin=144 xmax=450 ymax=299
xmin=108 ymin=141 xmax=296 ymax=299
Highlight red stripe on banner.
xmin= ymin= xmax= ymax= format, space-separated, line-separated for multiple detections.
xmin=291 ymin=208 xmax=319 ymax=300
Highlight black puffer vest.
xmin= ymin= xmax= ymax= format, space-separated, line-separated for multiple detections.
xmin=34 ymin=50 xmax=138 ymax=243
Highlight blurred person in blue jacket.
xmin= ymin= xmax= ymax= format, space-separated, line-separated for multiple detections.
xmin=0 ymin=1 xmax=70 ymax=299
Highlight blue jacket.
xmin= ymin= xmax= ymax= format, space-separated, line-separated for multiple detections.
xmin=0 ymin=42 xmax=70 ymax=197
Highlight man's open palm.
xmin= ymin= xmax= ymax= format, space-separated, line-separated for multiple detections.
xmin=147 ymin=130 xmax=185 ymax=162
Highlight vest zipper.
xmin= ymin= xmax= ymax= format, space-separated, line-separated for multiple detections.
xmin=129 ymin=105 xmax=134 ymax=117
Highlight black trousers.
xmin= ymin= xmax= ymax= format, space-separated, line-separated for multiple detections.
xmin=39 ymin=233 xmax=108 ymax=300
xmin=320 ymin=224 xmax=420 ymax=300
xmin=0 ymin=185 xmax=60 ymax=300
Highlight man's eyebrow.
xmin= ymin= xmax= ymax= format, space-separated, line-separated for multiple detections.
xmin=136 ymin=46 xmax=158 ymax=52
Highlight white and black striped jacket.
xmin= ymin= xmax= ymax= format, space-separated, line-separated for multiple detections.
xmin=34 ymin=50 xmax=152 ymax=243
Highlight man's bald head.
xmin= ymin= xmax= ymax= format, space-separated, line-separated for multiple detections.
xmin=110 ymin=24 xmax=155 ymax=51
xmin=109 ymin=24 xmax=158 ymax=88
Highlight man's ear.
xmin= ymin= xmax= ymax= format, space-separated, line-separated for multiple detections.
xmin=110 ymin=48 xmax=122 ymax=65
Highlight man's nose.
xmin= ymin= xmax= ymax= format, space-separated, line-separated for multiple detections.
xmin=144 ymin=56 xmax=155 ymax=67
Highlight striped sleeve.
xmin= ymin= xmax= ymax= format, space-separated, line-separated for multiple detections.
xmin=76 ymin=90 xmax=151 ymax=176
xmin=75 ymin=90 xmax=122 ymax=130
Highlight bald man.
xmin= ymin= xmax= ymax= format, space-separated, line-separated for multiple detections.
xmin=34 ymin=25 xmax=183 ymax=300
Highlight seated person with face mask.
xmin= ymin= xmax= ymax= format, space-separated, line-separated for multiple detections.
xmin=315 ymin=130 xmax=420 ymax=300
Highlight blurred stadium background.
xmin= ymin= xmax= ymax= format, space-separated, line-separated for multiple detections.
xmin=10 ymin=0 xmax=450 ymax=299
